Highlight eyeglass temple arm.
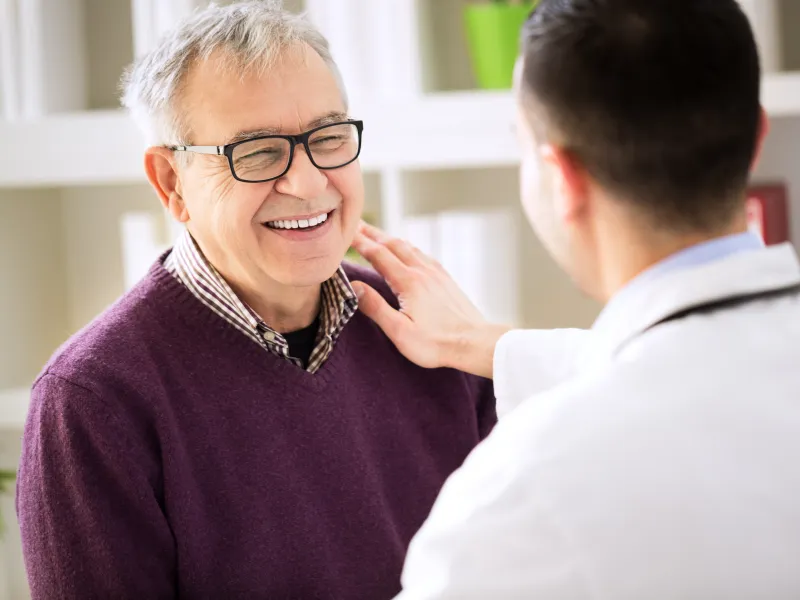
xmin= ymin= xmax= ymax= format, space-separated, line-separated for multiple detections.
xmin=170 ymin=145 xmax=223 ymax=155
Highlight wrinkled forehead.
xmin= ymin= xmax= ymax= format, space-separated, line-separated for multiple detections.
xmin=180 ymin=43 xmax=347 ymax=145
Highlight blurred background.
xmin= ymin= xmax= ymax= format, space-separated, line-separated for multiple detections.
xmin=0 ymin=0 xmax=797 ymax=596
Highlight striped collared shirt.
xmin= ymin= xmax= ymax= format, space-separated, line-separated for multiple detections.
xmin=164 ymin=230 xmax=358 ymax=373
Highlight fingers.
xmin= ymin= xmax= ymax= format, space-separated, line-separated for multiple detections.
xmin=351 ymin=281 xmax=412 ymax=346
xmin=352 ymin=233 xmax=410 ymax=288
xmin=357 ymin=220 xmax=387 ymax=243
xmin=357 ymin=221 xmax=433 ymax=268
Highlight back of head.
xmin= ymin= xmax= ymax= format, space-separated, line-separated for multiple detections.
xmin=519 ymin=0 xmax=761 ymax=232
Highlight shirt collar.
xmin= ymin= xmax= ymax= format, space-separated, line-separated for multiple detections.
xmin=583 ymin=236 xmax=799 ymax=366
xmin=165 ymin=229 xmax=358 ymax=361
xmin=622 ymin=231 xmax=764 ymax=290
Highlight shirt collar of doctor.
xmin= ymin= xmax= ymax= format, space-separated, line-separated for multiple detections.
xmin=583 ymin=233 xmax=798 ymax=364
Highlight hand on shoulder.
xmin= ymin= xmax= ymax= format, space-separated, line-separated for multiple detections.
xmin=350 ymin=221 xmax=511 ymax=378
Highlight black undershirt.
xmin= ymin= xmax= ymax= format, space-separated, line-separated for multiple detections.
xmin=283 ymin=316 xmax=321 ymax=368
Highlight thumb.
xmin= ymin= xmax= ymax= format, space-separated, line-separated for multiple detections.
xmin=352 ymin=282 xmax=409 ymax=343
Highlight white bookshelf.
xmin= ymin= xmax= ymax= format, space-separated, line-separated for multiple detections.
xmin=2 ymin=70 xmax=800 ymax=185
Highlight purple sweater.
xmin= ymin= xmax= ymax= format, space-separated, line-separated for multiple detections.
xmin=17 ymin=258 xmax=496 ymax=599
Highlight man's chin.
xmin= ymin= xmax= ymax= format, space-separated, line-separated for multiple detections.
xmin=272 ymin=256 xmax=345 ymax=288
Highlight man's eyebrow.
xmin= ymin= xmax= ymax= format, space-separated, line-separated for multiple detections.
xmin=307 ymin=111 xmax=350 ymax=129
xmin=226 ymin=126 xmax=281 ymax=144
xmin=225 ymin=111 xmax=350 ymax=145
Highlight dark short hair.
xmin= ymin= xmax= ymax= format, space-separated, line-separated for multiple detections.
xmin=520 ymin=0 xmax=761 ymax=231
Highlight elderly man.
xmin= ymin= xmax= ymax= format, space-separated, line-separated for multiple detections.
xmin=15 ymin=2 xmax=496 ymax=598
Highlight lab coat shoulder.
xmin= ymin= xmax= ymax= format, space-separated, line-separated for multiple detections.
xmin=399 ymin=332 xmax=800 ymax=599
xmin=397 ymin=368 xmax=623 ymax=600
xmin=493 ymin=328 xmax=591 ymax=419
xmin=396 ymin=358 xmax=684 ymax=600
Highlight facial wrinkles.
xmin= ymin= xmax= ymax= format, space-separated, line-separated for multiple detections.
xmin=208 ymin=166 xmax=237 ymax=204
xmin=194 ymin=152 xmax=234 ymax=189
xmin=196 ymin=163 xmax=245 ymax=261
xmin=176 ymin=159 xmax=228 ymax=222
xmin=291 ymin=107 xmax=306 ymax=133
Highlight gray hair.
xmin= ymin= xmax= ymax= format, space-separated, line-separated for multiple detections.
xmin=120 ymin=0 xmax=347 ymax=146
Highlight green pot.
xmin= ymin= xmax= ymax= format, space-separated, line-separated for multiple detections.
xmin=464 ymin=2 xmax=537 ymax=90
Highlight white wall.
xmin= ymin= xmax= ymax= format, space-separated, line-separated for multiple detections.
xmin=85 ymin=0 xmax=134 ymax=110
xmin=417 ymin=0 xmax=476 ymax=92
xmin=0 ymin=191 xmax=69 ymax=390
xmin=60 ymin=184 xmax=161 ymax=332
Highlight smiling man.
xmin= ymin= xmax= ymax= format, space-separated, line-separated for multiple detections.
xmin=14 ymin=2 xmax=496 ymax=599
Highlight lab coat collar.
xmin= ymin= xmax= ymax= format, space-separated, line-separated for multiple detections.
xmin=586 ymin=242 xmax=800 ymax=364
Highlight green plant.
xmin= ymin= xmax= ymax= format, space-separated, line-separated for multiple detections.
xmin=464 ymin=0 xmax=537 ymax=89
xmin=0 ymin=470 xmax=15 ymax=493
xmin=0 ymin=470 xmax=16 ymax=537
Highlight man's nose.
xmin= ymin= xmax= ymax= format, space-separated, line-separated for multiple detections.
xmin=273 ymin=144 xmax=327 ymax=199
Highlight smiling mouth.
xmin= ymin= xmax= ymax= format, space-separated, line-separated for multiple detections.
xmin=264 ymin=210 xmax=333 ymax=231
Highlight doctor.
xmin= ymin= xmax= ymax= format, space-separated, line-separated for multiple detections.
xmin=351 ymin=0 xmax=800 ymax=597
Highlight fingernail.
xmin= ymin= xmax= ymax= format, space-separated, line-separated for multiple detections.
xmin=352 ymin=282 xmax=365 ymax=298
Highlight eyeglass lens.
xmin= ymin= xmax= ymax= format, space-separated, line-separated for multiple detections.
xmin=231 ymin=122 xmax=360 ymax=182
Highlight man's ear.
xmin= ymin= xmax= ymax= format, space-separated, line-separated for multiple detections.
xmin=540 ymin=144 xmax=590 ymax=222
xmin=144 ymin=147 xmax=190 ymax=223
xmin=750 ymin=107 xmax=770 ymax=172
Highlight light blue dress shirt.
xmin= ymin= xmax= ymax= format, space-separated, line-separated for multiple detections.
xmin=616 ymin=231 xmax=764 ymax=301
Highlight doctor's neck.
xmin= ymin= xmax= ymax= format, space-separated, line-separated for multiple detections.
xmin=585 ymin=200 xmax=749 ymax=303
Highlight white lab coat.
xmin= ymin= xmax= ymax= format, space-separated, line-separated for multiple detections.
xmin=396 ymin=243 xmax=800 ymax=599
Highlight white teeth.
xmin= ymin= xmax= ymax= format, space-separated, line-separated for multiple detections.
xmin=267 ymin=212 xmax=331 ymax=230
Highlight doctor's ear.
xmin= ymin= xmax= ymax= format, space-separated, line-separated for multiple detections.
xmin=540 ymin=144 xmax=591 ymax=221
xmin=145 ymin=147 xmax=190 ymax=224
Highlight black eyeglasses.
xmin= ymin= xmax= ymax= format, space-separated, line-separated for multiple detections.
xmin=168 ymin=120 xmax=364 ymax=183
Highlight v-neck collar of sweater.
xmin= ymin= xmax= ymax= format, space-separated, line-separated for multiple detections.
xmin=147 ymin=252 xmax=348 ymax=392
xmin=163 ymin=231 xmax=358 ymax=374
